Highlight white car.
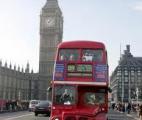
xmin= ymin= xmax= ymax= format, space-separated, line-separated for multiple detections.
xmin=29 ymin=100 xmax=39 ymax=112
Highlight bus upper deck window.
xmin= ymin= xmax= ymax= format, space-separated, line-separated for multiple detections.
xmin=82 ymin=53 xmax=93 ymax=61
xmin=59 ymin=49 xmax=79 ymax=61
xmin=60 ymin=54 xmax=66 ymax=61
xmin=59 ymin=50 xmax=66 ymax=61
xmin=82 ymin=49 xmax=103 ymax=62
xmin=93 ymin=50 xmax=102 ymax=61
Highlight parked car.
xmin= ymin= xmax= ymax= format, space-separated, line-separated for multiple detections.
xmin=34 ymin=100 xmax=51 ymax=116
xmin=29 ymin=100 xmax=39 ymax=112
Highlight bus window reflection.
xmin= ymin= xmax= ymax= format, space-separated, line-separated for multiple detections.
xmin=85 ymin=92 xmax=105 ymax=105
xmin=82 ymin=49 xmax=103 ymax=62
xmin=59 ymin=49 xmax=79 ymax=61
xmin=54 ymin=85 xmax=76 ymax=105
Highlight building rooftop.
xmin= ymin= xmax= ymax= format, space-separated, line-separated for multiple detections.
xmin=119 ymin=45 xmax=142 ymax=67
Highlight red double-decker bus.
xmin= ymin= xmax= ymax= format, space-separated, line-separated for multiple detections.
xmin=51 ymin=40 xmax=109 ymax=120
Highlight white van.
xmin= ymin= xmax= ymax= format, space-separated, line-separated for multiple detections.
xmin=29 ymin=100 xmax=39 ymax=112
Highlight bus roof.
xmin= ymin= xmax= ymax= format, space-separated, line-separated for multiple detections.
xmin=58 ymin=40 xmax=105 ymax=49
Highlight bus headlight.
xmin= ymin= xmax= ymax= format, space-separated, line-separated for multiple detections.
xmin=102 ymin=108 xmax=105 ymax=111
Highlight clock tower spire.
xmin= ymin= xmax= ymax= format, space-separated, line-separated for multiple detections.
xmin=38 ymin=0 xmax=63 ymax=99
xmin=44 ymin=0 xmax=59 ymax=9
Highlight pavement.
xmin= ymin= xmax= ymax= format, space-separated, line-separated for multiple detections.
xmin=0 ymin=110 xmax=18 ymax=113
xmin=108 ymin=107 xmax=140 ymax=120
xmin=118 ymin=110 xmax=139 ymax=120
xmin=126 ymin=111 xmax=139 ymax=120
xmin=0 ymin=109 xmax=27 ymax=114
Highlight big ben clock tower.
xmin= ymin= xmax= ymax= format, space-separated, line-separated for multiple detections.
xmin=39 ymin=0 xmax=63 ymax=99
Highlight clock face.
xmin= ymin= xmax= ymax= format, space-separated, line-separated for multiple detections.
xmin=46 ymin=17 xmax=55 ymax=27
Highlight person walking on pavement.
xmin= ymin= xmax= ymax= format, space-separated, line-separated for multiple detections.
xmin=139 ymin=104 xmax=142 ymax=120
xmin=127 ymin=103 xmax=131 ymax=114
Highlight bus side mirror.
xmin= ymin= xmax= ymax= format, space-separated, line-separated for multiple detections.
xmin=47 ymin=86 xmax=52 ymax=92
xmin=108 ymin=87 xmax=112 ymax=93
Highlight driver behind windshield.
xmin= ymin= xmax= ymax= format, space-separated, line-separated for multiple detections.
xmin=60 ymin=89 xmax=72 ymax=104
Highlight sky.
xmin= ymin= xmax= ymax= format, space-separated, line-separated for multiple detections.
xmin=0 ymin=0 xmax=142 ymax=74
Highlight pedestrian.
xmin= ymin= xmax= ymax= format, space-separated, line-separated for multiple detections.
xmin=112 ymin=103 xmax=115 ymax=110
xmin=122 ymin=104 xmax=125 ymax=112
xmin=127 ymin=103 xmax=131 ymax=114
xmin=139 ymin=104 xmax=142 ymax=120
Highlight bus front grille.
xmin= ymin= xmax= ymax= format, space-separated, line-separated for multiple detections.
xmin=65 ymin=116 xmax=76 ymax=120
xmin=79 ymin=117 xmax=88 ymax=120
xmin=65 ymin=116 xmax=88 ymax=120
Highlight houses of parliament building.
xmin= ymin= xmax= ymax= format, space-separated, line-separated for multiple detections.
xmin=0 ymin=0 xmax=63 ymax=101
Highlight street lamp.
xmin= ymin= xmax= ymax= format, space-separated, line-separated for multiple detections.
xmin=136 ymin=87 xmax=139 ymax=104
xmin=46 ymin=88 xmax=49 ymax=100
xmin=121 ymin=70 xmax=124 ymax=104
xmin=18 ymin=91 xmax=21 ymax=101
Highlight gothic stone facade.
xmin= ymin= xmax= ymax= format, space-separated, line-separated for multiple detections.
xmin=0 ymin=62 xmax=38 ymax=101
xmin=0 ymin=0 xmax=63 ymax=101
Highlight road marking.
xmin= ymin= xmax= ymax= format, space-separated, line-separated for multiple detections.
xmin=3 ymin=113 xmax=33 ymax=120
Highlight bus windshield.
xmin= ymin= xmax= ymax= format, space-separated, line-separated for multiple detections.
xmin=84 ymin=92 xmax=105 ymax=105
xmin=54 ymin=85 xmax=76 ymax=105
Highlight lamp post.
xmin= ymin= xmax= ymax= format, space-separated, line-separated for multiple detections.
xmin=136 ymin=87 xmax=139 ymax=104
xmin=128 ymin=69 xmax=131 ymax=103
xmin=46 ymin=88 xmax=49 ymax=100
xmin=28 ymin=79 xmax=31 ymax=100
xmin=18 ymin=91 xmax=21 ymax=101
xmin=121 ymin=69 xmax=124 ymax=104
xmin=122 ymin=78 xmax=124 ymax=104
